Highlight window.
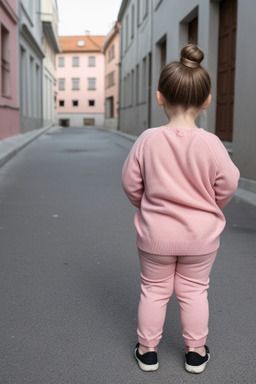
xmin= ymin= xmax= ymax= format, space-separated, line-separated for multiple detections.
xmin=59 ymin=100 xmax=65 ymax=106
xmin=88 ymin=56 xmax=96 ymax=66
xmin=131 ymin=69 xmax=134 ymax=106
xmin=137 ymin=0 xmax=141 ymax=26
xmin=72 ymin=100 xmax=79 ymax=106
xmin=72 ymin=78 xmax=80 ymax=90
xmin=127 ymin=73 xmax=131 ymax=106
xmin=125 ymin=14 xmax=129 ymax=50
xmin=58 ymin=78 xmax=65 ymax=90
xmin=30 ymin=56 xmax=34 ymax=116
xmin=160 ymin=38 xmax=166 ymax=71
xmin=1 ymin=25 xmax=10 ymax=97
xmin=143 ymin=0 xmax=149 ymax=18
xmin=107 ymin=71 xmax=115 ymax=88
xmin=108 ymin=45 xmax=115 ymax=62
xmin=72 ymin=57 xmax=79 ymax=66
xmin=88 ymin=100 xmax=95 ymax=106
xmin=136 ymin=64 xmax=139 ymax=104
xmin=131 ymin=5 xmax=135 ymax=39
xmin=35 ymin=64 xmax=40 ymax=118
xmin=88 ymin=78 xmax=96 ymax=90
xmin=142 ymin=57 xmax=147 ymax=102
xmin=20 ymin=46 xmax=27 ymax=115
xmin=58 ymin=57 xmax=64 ymax=67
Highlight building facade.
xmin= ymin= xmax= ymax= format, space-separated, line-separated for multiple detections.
xmin=118 ymin=0 xmax=256 ymax=184
xmin=102 ymin=22 xmax=120 ymax=130
xmin=0 ymin=0 xmax=19 ymax=140
xmin=41 ymin=0 xmax=60 ymax=126
xmin=56 ymin=35 xmax=105 ymax=127
xmin=118 ymin=0 xmax=152 ymax=135
xmin=19 ymin=0 xmax=44 ymax=133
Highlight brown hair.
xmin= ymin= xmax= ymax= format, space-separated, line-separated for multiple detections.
xmin=158 ymin=44 xmax=211 ymax=109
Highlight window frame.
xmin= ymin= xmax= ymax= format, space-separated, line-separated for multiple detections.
xmin=58 ymin=56 xmax=65 ymax=67
xmin=88 ymin=78 xmax=96 ymax=90
xmin=1 ymin=24 xmax=11 ymax=97
xmin=58 ymin=78 xmax=65 ymax=91
xmin=88 ymin=56 xmax=96 ymax=67
xmin=72 ymin=56 xmax=79 ymax=67
xmin=72 ymin=78 xmax=80 ymax=90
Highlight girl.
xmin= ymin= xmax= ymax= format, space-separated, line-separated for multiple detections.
xmin=122 ymin=44 xmax=240 ymax=374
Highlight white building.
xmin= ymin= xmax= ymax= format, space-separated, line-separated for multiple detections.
xmin=41 ymin=0 xmax=60 ymax=126
xmin=19 ymin=0 xmax=44 ymax=133
xmin=118 ymin=0 xmax=256 ymax=187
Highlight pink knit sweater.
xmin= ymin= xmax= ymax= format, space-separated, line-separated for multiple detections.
xmin=122 ymin=126 xmax=240 ymax=255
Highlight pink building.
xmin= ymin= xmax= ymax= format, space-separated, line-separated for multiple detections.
xmin=0 ymin=0 xmax=19 ymax=140
xmin=102 ymin=22 xmax=120 ymax=130
xmin=56 ymin=35 xmax=105 ymax=127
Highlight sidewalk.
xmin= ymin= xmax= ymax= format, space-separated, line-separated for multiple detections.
xmin=0 ymin=125 xmax=53 ymax=168
xmin=1 ymin=125 xmax=256 ymax=206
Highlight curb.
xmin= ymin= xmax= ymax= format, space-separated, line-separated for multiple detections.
xmin=0 ymin=125 xmax=53 ymax=168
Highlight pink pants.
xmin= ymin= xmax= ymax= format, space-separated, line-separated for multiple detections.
xmin=137 ymin=249 xmax=217 ymax=348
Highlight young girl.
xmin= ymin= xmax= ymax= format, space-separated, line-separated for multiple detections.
xmin=122 ymin=44 xmax=240 ymax=374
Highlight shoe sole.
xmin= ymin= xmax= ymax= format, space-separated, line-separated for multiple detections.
xmin=134 ymin=349 xmax=159 ymax=372
xmin=185 ymin=354 xmax=210 ymax=374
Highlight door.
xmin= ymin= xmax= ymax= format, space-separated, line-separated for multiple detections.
xmin=215 ymin=0 xmax=237 ymax=141
xmin=83 ymin=118 xmax=95 ymax=126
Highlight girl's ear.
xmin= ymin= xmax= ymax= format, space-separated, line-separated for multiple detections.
xmin=156 ymin=91 xmax=165 ymax=106
xmin=202 ymin=94 xmax=212 ymax=110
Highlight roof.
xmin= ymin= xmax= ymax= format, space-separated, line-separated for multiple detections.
xmin=118 ymin=0 xmax=128 ymax=21
xmin=59 ymin=35 xmax=106 ymax=52
xmin=102 ymin=22 xmax=120 ymax=53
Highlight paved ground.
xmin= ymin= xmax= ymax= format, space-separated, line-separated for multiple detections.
xmin=0 ymin=127 xmax=255 ymax=384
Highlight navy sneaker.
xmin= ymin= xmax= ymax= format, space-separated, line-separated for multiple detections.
xmin=134 ymin=343 xmax=159 ymax=371
xmin=185 ymin=345 xmax=210 ymax=373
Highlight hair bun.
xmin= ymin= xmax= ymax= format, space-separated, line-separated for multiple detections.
xmin=180 ymin=44 xmax=204 ymax=69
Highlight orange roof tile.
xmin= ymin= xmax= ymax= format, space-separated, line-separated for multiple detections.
xmin=59 ymin=35 xmax=106 ymax=52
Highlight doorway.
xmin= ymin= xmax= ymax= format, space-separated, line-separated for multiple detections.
xmin=215 ymin=0 xmax=237 ymax=141
xmin=59 ymin=119 xmax=70 ymax=127
xmin=83 ymin=118 xmax=95 ymax=126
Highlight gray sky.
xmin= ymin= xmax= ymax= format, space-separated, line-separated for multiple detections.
xmin=57 ymin=0 xmax=122 ymax=36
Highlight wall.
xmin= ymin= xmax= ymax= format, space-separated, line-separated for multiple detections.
xmin=0 ymin=0 xmax=20 ymax=140
xmin=119 ymin=0 xmax=153 ymax=135
xmin=104 ymin=28 xmax=120 ymax=130
xmin=119 ymin=0 xmax=256 ymax=184
xmin=19 ymin=0 xmax=44 ymax=133
xmin=232 ymin=0 xmax=256 ymax=180
xmin=42 ymin=0 xmax=60 ymax=126
xmin=151 ymin=0 xmax=220 ymax=134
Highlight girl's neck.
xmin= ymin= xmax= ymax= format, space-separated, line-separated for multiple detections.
xmin=164 ymin=106 xmax=200 ymax=130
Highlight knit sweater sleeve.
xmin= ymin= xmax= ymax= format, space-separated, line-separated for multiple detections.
xmin=122 ymin=133 xmax=145 ymax=208
xmin=210 ymin=135 xmax=240 ymax=209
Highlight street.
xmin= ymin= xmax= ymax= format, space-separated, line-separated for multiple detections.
xmin=0 ymin=127 xmax=255 ymax=384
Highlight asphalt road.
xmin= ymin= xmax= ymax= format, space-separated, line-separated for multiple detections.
xmin=0 ymin=127 xmax=255 ymax=384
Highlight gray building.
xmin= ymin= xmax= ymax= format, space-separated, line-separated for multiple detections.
xmin=19 ymin=0 xmax=44 ymax=133
xmin=118 ymin=0 xmax=256 ymax=187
